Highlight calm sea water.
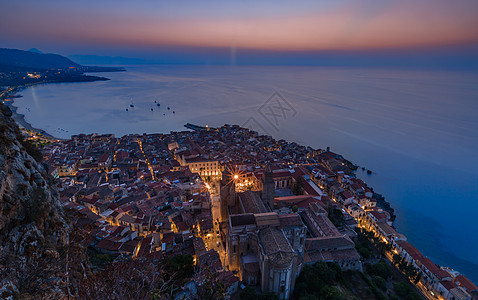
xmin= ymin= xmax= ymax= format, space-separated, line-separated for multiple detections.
xmin=15 ymin=65 xmax=478 ymax=282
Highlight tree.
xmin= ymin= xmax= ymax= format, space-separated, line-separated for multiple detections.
xmin=79 ymin=258 xmax=173 ymax=300
xmin=328 ymin=207 xmax=345 ymax=228
xmin=292 ymin=177 xmax=304 ymax=195
xmin=239 ymin=286 xmax=256 ymax=300
xmin=293 ymin=263 xmax=346 ymax=299
xmin=366 ymin=262 xmax=391 ymax=279
xmin=259 ymin=292 xmax=278 ymax=300
xmin=392 ymin=254 xmax=402 ymax=266
xmin=413 ymin=272 xmax=422 ymax=284
xmin=163 ymin=254 xmax=194 ymax=283
xmin=372 ymin=275 xmax=387 ymax=291
xmin=197 ymin=269 xmax=227 ymax=300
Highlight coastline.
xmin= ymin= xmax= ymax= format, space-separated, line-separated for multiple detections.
xmin=2 ymin=87 xmax=61 ymax=140
xmin=2 ymin=66 xmax=477 ymax=285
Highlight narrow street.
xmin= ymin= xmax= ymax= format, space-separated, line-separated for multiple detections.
xmin=136 ymin=139 xmax=155 ymax=180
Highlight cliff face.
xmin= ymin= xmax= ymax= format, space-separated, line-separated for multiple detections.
xmin=0 ymin=103 xmax=68 ymax=299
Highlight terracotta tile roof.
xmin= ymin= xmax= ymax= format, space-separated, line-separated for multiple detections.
xmin=96 ymin=238 xmax=115 ymax=251
xmin=305 ymin=236 xmax=354 ymax=251
xmin=278 ymin=214 xmax=303 ymax=228
xmin=455 ymin=275 xmax=478 ymax=292
xmin=258 ymin=227 xmax=295 ymax=268
xmin=230 ymin=214 xmax=256 ymax=227
xmin=304 ymin=248 xmax=360 ymax=263
xmin=396 ymin=241 xmax=423 ymax=261
xmin=254 ymin=212 xmax=280 ymax=227
xmin=238 ymin=191 xmax=267 ymax=214
xmin=440 ymin=280 xmax=456 ymax=291
xmin=119 ymin=239 xmax=139 ymax=254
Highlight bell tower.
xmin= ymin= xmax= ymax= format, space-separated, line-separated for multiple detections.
xmin=219 ymin=169 xmax=236 ymax=222
xmin=262 ymin=165 xmax=275 ymax=211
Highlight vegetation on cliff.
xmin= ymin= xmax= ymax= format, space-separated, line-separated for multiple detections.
xmin=0 ymin=102 xmax=68 ymax=298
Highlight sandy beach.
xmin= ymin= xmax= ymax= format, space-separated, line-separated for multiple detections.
xmin=2 ymin=88 xmax=60 ymax=140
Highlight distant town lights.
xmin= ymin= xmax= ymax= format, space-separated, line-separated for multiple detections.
xmin=234 ymin=174 xmax=239 ymax=180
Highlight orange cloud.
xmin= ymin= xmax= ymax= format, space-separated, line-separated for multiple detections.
xmin=2 ymin=1 xmax=478 ymax=51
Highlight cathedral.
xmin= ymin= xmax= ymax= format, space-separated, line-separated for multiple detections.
xmin=220 ymin=168 xmax=306 ymax=300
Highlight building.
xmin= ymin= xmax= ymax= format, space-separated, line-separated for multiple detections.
xmin=221 ymin=167 xmax=306 ymax=299
xmin=300 ymin=202 xmax=362 ymax=271
xmin=175 ymin=149 xmax=220 ymax=177
xmin=225 ymin=212 xmax=305 ymax=300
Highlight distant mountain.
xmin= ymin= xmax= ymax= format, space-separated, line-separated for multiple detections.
xmin=0 ymin=48 xmax=126 ymax=74
xmin=68 ymin=54 xmax=148 ymax=65
xmin=0 ymin=48 xmax=81 ymax=71
xmin=27 ymin=48 xmax=43 ymax=54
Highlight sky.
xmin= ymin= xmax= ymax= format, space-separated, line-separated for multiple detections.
xmin=1 ymin=0 xmax=478 ymax=67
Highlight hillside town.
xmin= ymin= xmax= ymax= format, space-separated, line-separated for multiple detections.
xmin=39 ymin=124 xmax=477 ymax=300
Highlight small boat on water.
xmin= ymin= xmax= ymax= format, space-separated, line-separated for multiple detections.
xmin=173 ymin=111 xmax=175 ymax=114
xmin=151 ymin=108 xmax=154 ymax=111
xmin=130 ymin=104 xmax=134 ymax=108
xmin=126 ymin=108 xmax=129 ymax=112
xmin=167 ymin=106 xmax=170 ymax=110
xmin=156 ymin=103 xmax=160 ymax=107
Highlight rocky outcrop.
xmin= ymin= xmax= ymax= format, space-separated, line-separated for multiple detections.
xmin=0 ymin=103 xmax=69 ymax=299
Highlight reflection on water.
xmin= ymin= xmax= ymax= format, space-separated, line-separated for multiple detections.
xmin=15 ymin=65 xmax=478 ymax=282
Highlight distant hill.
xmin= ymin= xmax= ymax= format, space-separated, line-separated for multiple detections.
xmin=27 ymin=48 xmax=43 ymax=54
xmin=0 ymin=48 xmax=126 ymax=73
xmin=0 ymin=48 xmax=81 ymax=71
xmin=68 ymin=54 xmax=148 ymax=65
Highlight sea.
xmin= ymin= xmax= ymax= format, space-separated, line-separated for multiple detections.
xmin=14 ymin=65 xmax=478 ymax=282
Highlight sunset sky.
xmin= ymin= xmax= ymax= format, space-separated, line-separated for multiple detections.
xmin=1 ymin=0 xmax=478 ymax=66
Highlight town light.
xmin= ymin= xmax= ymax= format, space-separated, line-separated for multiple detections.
xmin=234 ymin=174 xmax=238 ymax=180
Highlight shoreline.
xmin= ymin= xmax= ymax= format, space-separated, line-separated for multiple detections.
xmin=2 ymin=86 xmax=477 ymax=284
xmin=2 ymin=86 xmax=61 ymax=140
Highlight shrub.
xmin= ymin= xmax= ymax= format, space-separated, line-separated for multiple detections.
xmin=239 ymin=286 xmax=256 ymax=300
xmin=372 ymin=275 xmax=387 ymax=291
xmin=393 ymin=282 xmax=421 ymax=300
xmin=366 ymin=262 xmax=392 ymax=279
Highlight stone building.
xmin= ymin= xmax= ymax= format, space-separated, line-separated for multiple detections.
xmin=262 ymin=165 xmax=275 ymax=210
xmin=220 ymin=168 xmax=306 ymax=299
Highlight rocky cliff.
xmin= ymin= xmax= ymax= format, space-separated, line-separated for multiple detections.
xmin=0 ymin=103 xmax=69 ymax=299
